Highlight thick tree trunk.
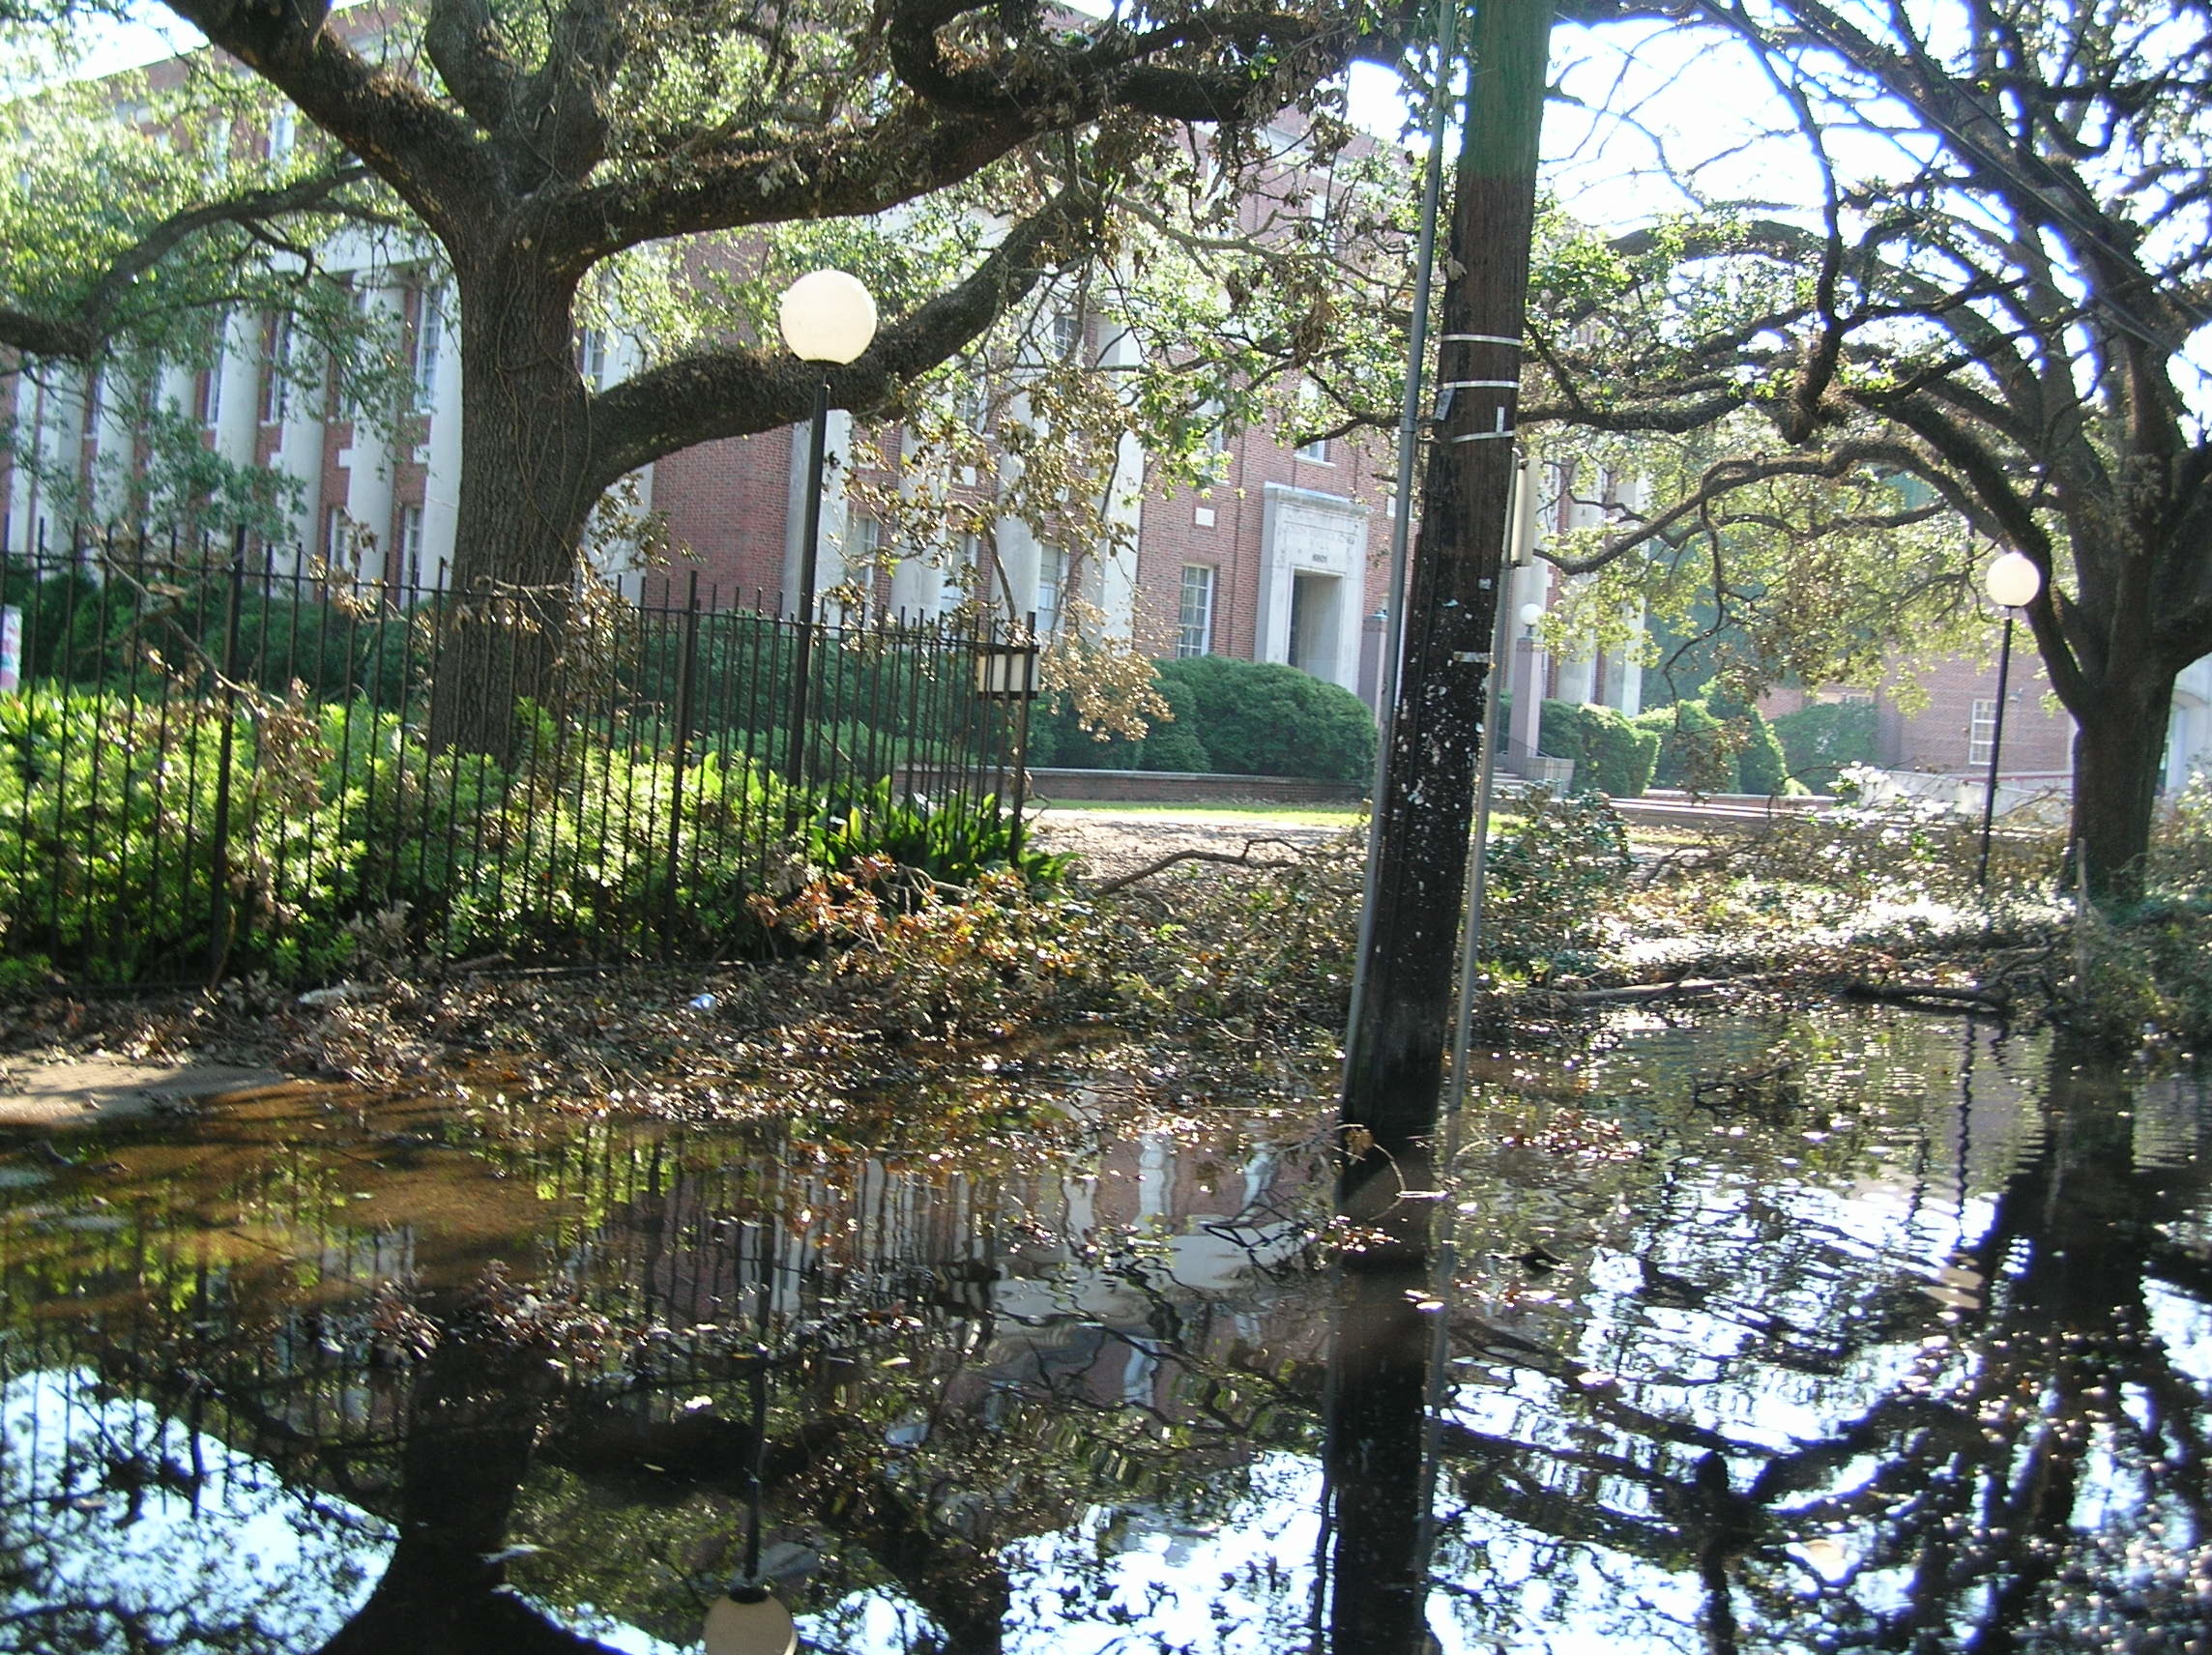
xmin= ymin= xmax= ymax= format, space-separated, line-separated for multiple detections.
xmin=1339 ymin=0 xmax=1554 ymax=1208
xmin=2067 ymin=676 xmax=2172 ymax=907
xmin=426 ymin=256 xmax=597 ymax=759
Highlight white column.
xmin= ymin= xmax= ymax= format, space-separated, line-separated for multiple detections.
xmin=783 ymin=406 xmax=854 ymax=615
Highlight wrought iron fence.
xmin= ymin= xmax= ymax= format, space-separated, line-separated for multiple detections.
xmin=0 ymin=525 xmax=1028 ymax=985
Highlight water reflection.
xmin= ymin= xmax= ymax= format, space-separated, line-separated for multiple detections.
xmin=0 ymin=1014 xmax=2206 ymax=1651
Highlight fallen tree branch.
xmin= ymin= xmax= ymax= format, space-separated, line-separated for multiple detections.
xmin=1088 ymin=838 xmax=1304 ymax=897
xmin=1840 ymin=981 xmax=2009 ymax=1014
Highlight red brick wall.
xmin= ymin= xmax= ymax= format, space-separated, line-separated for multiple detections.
xmin=1763 ymin=639 xmax=2075 ymax=779
xmin=651 ymin=428 xmax=796 ymax=606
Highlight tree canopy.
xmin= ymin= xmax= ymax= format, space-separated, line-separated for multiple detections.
xmin=1518 ymin=0 xmax=2212 ymax=898
xmin=1 ymin=0 xmax=1408 ymax=751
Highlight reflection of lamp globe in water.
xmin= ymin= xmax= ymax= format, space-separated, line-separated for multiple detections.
xmin=704 ymin=1585 xmax=798 ymax=1655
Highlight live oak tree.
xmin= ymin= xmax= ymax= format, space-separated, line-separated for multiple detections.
xmin=1522 ymin=0 xmax=2212 ymax=904
xmin=8 ymin=0 xmax=1393 ymax=755
xmin=0 ymin=41 xmax=394 ymax=533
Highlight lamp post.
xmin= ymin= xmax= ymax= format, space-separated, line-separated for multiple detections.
xmin=703 ymin=1218 xmax=800 ymax=1655
xmin=1510 ymin=601 xmax=1545 ymax=776
xmin=1977 ymin=550 xmax=2043 ymax=888
xmin=778 ymin=270 xmax=877 ymax=791
xmin=974 ymin=638 xmax=1043 ymax=862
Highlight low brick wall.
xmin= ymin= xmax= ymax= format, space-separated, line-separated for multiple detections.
xmin=1028 ymin=768 xmax=1366 ymax=806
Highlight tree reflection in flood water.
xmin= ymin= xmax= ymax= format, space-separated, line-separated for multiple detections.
xmin=0 ymin=1011 xmax=2206 ymax=1652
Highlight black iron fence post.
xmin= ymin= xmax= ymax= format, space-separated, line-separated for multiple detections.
xmin=661 ymin=569 xmax=701 ymax=957
xmin=206 ymin=526 xmax=247 ymax=984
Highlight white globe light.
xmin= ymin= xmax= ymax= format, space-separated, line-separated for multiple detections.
xmin=704 ymin=1588 xmax=798 ymax=1655
xmin=1518 ymin=602 xmax=1546 ymax=628
xmin=778 ymin=270 xmax=877 ymax=364
xmin=1982 ymin=550 xmax=2042 ymax=608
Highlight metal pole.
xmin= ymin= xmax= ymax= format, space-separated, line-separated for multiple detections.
xmin=785 ymin=380 xmax=830 ymax=793
xmin=1342 ymin=0 xmax=1459 ymax=1090
xmin=1976 ymin=612 xmax=2015 ymax=888
xmin=206 ymin=525 xmax=247 ymax=984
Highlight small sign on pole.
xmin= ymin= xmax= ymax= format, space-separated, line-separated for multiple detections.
xmin=0 ymin=606 xmax=20 ymax=694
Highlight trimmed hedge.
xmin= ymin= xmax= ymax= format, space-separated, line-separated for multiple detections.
xmin=1636 ymin=700 xmax=1733 ymax=792
xmin=1634 ymin=694 xmax=1798 ymax=796
xmin=1538 ymin=699 xmax=1659 ymax=798
xmin=1706 ymin=690 xmax=1791 ymax=796
xmin=1030 ymin=655 xmax=1375 ymax=783
xmin=1771 ymin=699 xmax=1881 ymax=791
xmin=1157 ymin=655 xmax=1373 ymax=781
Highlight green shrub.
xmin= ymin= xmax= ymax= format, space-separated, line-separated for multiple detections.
xmin=0 ymin=682 xmax=1056 ymax=982
xmin=1538 ymin=700 xmax=1658 ymax=797
xmin=1706 ymin=690 xmax=1791 ymax=796
xmin=1636 ymin=700 xmax=1734 ymax=792
xmin=1483 ymin=790 xmax=1633 ymax=968
xmin=1134 ymin=672 xmax=1213 ymax=772
xmin=0 ymin=686 xmax=366 ymax=980
xmin=1029 ymin=656 xmax=1372 ymax=781
xmin=1155 ymin=654 xmax=1374 ymax=781
xmin=1771 ymin=700 xmax=1880 ymax=793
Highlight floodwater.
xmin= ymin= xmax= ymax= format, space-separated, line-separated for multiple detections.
xmin=1 ymin=1009 xmax=2207 ymax=1653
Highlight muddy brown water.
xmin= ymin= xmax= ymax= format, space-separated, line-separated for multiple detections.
xmin=2 ymin=1007 xmax=2207 ymax=1653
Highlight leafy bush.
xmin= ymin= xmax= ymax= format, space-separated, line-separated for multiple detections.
xmin=0 ymin=682 xmax=1059 ymax=983
xmin=1483 ymin=791 xmax=1633 ymax=967
xmin=1538 ymin=700 xmax=1658 ymax=797
xmin=1771 ymin=700 xmax=1881 ymax=793
xmin=0 ymin=686 xmax=367 ymax=980
xmin=1706 ymin=690 xmax=1792 ymax=796
xmin=1030 ymin=655 xmax=1371 ymax=781
xmin=1155 ymin=654 xmax=1374 ymax=781
xmin=1637 ymin=700 xmax=1733 ymax=792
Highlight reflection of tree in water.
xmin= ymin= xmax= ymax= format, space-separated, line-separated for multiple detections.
xmin=0 ymin=1111 xmax=1335 ymax=1654
xmin=8 ymin=1019 xmax=2205 ymax=1653
xmin=1426 ymin=1034 xmax=2212 ymax=1652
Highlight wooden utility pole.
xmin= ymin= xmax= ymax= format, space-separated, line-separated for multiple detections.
xmin=1339 ymin=0 xmax=1556 ymax=1217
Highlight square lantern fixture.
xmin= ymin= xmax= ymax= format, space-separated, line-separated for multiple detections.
xmin=973 ymin=640 xmax=1042 ymax=700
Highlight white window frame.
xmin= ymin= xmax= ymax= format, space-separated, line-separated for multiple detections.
xmin=199 ymin=314 xmax=227 ymax=427
xmin=399 ymin=504 xmax=424 ymax=592
xmin=1035 ymin=546 xmax=1066 ymax=635
xmin=576 ymin=326 xmax=607 ymax=392
xmin=262 ymin=312 xmax=292 ymax=424
xmin=1968 ymin=698 xmax=1998 ymax=768
xmin=414 ymin=292 xmax=444 ymax=405
xmin=1178 ymin=565 xmax=1216 ymax=657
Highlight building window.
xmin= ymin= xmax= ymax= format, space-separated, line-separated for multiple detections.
xmin=268 ymin=107 xmax=295 ymax=165
xmin=847 ymin=513 xmax=881 ymax=575
xmin=1178 ymin=565 xmax=1215 ymax=657
xmin=414 ymin=293 xmax=443 ymax=405
xmin=324 ymin=507 xmax=350 ymax=574
xmin=952 ymin=531 xmax=988 ymax=613
xmin=261 ymin=312 xmax=292 ymax=424
xmin=1294 ymin=379 xmax=1331 ymax=463
xmin=957 ymin=382 xmax=991 ymax=436
xmin=575 ymin=327 xmax=606 ymax=392
xmin=1968 ymin=698 xmax=1998 ymax=768
xmin=1051 ymin=308 xmax=1084 ymax=360
xmin=1035 ymin=547 xmax=1065 ymax=634
xmin=198 ymin=315 xmax=227 ymax=426
xmin=399 ymin=504 xmax=423 ymax=592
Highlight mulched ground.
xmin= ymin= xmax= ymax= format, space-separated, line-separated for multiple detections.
xmin=1029 ymin=808 xmax=1350 ymax=883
